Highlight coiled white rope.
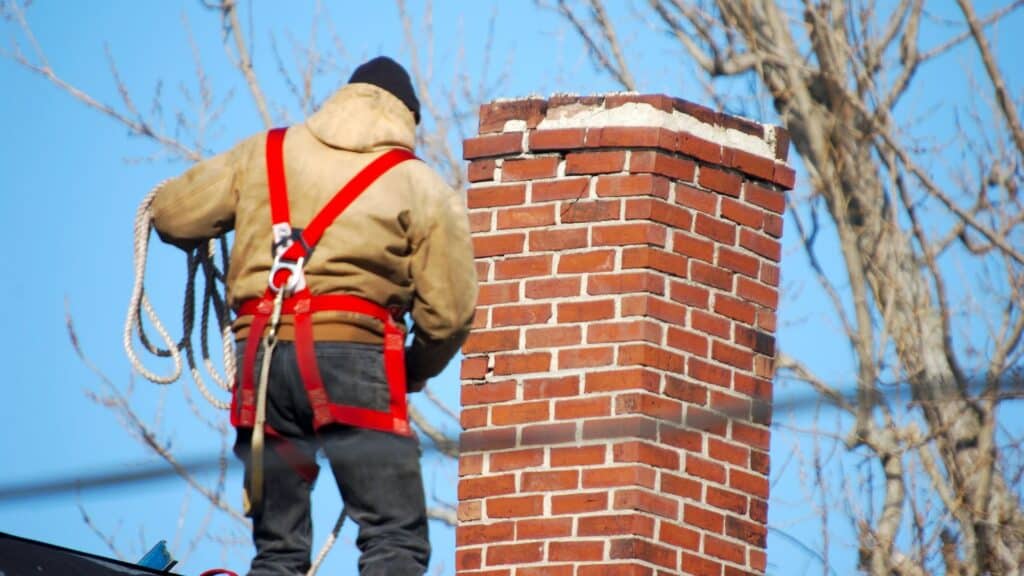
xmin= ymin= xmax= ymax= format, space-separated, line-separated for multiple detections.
xmin=124 ymin=184 xmax=234 ymax=409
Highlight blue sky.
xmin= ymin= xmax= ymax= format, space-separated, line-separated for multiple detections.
xmin=0 ymin=1 xmax=1021 ymax=575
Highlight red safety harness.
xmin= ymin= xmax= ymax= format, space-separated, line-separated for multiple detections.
xmin=231 ymin=127 xmax=416 ymax=438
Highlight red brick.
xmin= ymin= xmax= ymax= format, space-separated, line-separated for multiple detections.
xmin=586 ymin=125 xmax=666 ymax=147
xmin=462 ymin=380 xmax=517 ymax=405
xmin=496 ymin=205 xmax=555 ymax=229
xmin=551 ymin=491 xmax=608 ymax=515
xmin=555 ymin=396 xmax=611 ymax=420
xmin=690 ymin=310 xmax=731 ymax=339
xmin=485 ymin=541 xmax=544 ymax=565
xmin=750 ymin=497 xmax=768 ymax=523
xmin=596 ymin=174 xmax=670 ymax=199
xmin=582 ymin=416 xmax=658 ymax=442
xmin=464 ymin=132 xmax=524 ymax=159
xmin=557 ymin=299 xmax=616 ymax=323
xmin=460 ymin=453 xmax=483 ymax=476
xmin=549 ymin=540 xmax=604 ymax=562
xmin=521 ymin=422 xmax=576 ymax=446
xmin=463 ymin=329 xmax=519 ymax=354
xmin=622 ymin=246 xmax=688 ymax=276
xmin=521 ymin=469 xmax=580 ymax=492
xmin=609 ymin=537 xmax=678 ymax=569
xmin=585 ymin=368 xmax=661 ymax=394
xmin=662 ymin=472 xmax=702 ymax=500
xmin=468 ymin=158 xmax=496 ymax=183
xmin=461 ymin=407 xmax=488 ymax=429
xmin=477 ymin=282 xmax=519 ymax=306
xmin=577 ymin=513 xmax=655 ymax=537
xmin=530 ymin=227 xmax=588 ymax=251
xmin=461 ymin=356 xmax=489 ymax=380
xmin=614 ymin=393 xmax=683 ymax=422
xmin=726 ymin=515 xmax=767 ymax=547
xmin=694 ymin=213 xmax=737 ymax=245
xmin=532 ymin=177 xmax=590 ymax=202
xmin=494 ymin=254 xmax=552 ymax=280
xmin=689 ymin=260 xmax=733 ymax=290
xmin=705 ymin=534 xmax=745 ymax=564
xmin=764 ymin=212 xmax=784 ymax=237
xmin=456 ymin=521 xmax=515 ymax=545
xmin=607 ymin=93 xmax=674 ymax=112
xmin=523 ymin=375 xmax=580 ymax=400
xmin=707 ymin=486 xmax=748 ymax=515
xmin=457 ymin=547 xmax=482 ymax=570
xmin=661 ymin=522 xmax=700 ymax=551
xmin=487 ymin=495 xmax=544 ymax=518
xmin=672 ymin=232 xmax=714 ymax=263
xmin=525 ymin=325 xmax=582 ymax=349
xmin=517 ymin=565 xmax=574 ymax=576
xmin=551 ymin=445 xmax=606 ymax=467
xmin=687 ymin=455 xmax=726 ymax=484
xmin=714 ymin=294 xmax=756 ymax=324
xmin=593 ymin=223 xmax=668 ymax=247
xmin=663 ymin=376 xmax=705 ymax=406
xmin=717 ymin=247 xmax=760 ymax=278
xmin=773 ymin=163 xmax=796 ymax=189
xmin=750 ymin=449 xmax=770 ymax=475
xmin=751 ymin=549 xmax=768 ymax=572
xmin=618 ymin=344 xmax=684 ymax=372
xmin=493 ymin=352 xmax=551 ymax=375
xmin=698 ymin=166 xmax=742 ymax=196
xmin=469 ymin=211 xmax=492 ymax=233
xmin=660 ymin=424 xmax=703 ymax=452
xmin=683 ymin=504 xmax=724 ymax=533
xmin=712 ymin=341 xmax=754 ymax=370
xmin=502 ymin=156 xmax=560 ymax=181
xmin=516 ymin=518 xmax=574 ymax=541
xmin=666 ymin=327 xmax=708 ymax=357
xmin=558 ymin=346 xmax=615 ymax=369
xmin=475 ymin=261 xmax=490 ymax=281
xmin=626 ymin=198 xmax=693 ymax=230
xmin=613 ymin=441 xmax=680 ymax=470
xmin=670 ymin=281 xmax=710 ymax=309
xmin=492 ymin=401 xmax=550 ymax=426
xmin=760 ymin=262 xmax=780 ymax=287
xmin=459 ymin=474 xmax=516 ymax=500
xmin=680 ymin=552 xmax=722 ymax=576
xmin=578 ymin=565 xmax=654 ymax=576
xmin=560 ymin=199 xmax=621 ymax=223
xmin=676 ymin=183 xmax=718 ymax=214
xmin=630 ymin=151 xmax=696 ymax=181
xmin=737 ymin=276 xmax=778 ymax=308
xmin=525 ymin=277 xmax=581 ymax=299
xmin=720 ymin=197 xmax=764 ymax=229
xmin=529 ymin=128 xmax=586 ymax=151
xmin=468 ymin=184 xmax=526 ymax=209
xmin=621 ymin=295 xmax=688 ymax=323
xmin=489 ymin=448 xmax=544 ymax=472
xmin=492 ymin=303 xmax=551 ymax=327
xmin=566 ymin=150 xmax=627 ymax=175
xmin=588 ymin=320 xmax=662 ymax=344
xmin=558 ymin=249 xmax=616 ymax=274
xmin=587 ymin=272 xmax=665 ymax=296
xmin=582 ymin=464 xmax=657 ymax=490
xmin=478 ymin=99 xmax=547 ymax=133
xmin=732 ymin=421 xmax=770 ymax=451
xmin=730 ymin=469 xmax=769 ymax=499
xmin=708 ymin=438 xmax=749 ymax=467
xmin=687 ymin=406 xmax=728 ymax=437
xmin=676 ymin=133 xmax=723 ymax=164
xmin=754 ymin=355 xmax=774 ymax=379
xmin=739 ymin=228 xmax=781 ymax=261
xmin=461 ymin=427 xmax=517 ymax=452
xmin=743 ymin=183 xmax=785 ymax=217
xmin=727 ymin=148 xmax=775 ymax=182
xmin=756 ymin=308 xmax=776 ymax=332
xmin=734 ymin=325 xmax=775 ymax=357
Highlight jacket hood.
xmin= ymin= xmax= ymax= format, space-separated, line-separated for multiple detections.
xmin=305 ymin=83 xmax=417 ymax=152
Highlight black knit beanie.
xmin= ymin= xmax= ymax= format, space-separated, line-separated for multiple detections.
xmin=348 ymin=56 xmax=421 ymax=125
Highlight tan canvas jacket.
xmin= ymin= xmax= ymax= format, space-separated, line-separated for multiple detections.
xmin=150 ymin=83 xmax=477 ymax=381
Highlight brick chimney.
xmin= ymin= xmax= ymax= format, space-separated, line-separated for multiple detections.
xmin=457 ymin=94 xmax=794 ymax=576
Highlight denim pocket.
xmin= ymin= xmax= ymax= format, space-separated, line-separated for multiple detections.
xmin=315 ymin=342 xmax=390 ymax=412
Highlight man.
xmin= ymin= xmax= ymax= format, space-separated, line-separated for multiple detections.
xmin=150 ymin=56 xmax=478 ymax=576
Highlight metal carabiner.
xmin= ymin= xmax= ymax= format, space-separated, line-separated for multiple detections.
xmin=267 ymin=254 xmax=306 ymax=295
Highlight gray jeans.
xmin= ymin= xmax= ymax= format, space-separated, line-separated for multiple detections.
xmin=234 ymin=341 xmax=430 ymax=576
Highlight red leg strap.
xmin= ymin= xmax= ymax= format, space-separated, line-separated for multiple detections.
xmin=233 ymin=296 xmax=274 ymax=428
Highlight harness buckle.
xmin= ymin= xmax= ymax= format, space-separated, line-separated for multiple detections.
xmin=268 ymin=253 xmax=306 ymax=294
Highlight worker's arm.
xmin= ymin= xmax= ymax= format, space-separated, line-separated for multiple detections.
xmin=406 ymin=172 xmax=478 ymax=384
xmin=150 ymin=137 xmax=253 ymax=250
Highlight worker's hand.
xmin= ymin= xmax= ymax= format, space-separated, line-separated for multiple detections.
xmin=407 ymin=379 xmax=427 ymax=393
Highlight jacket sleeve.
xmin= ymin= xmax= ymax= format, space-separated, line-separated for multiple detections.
xmin=150 ymin=139 xmax=250 ymax=250
xmin=405 ymin=173 xmax=479 ymax=382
